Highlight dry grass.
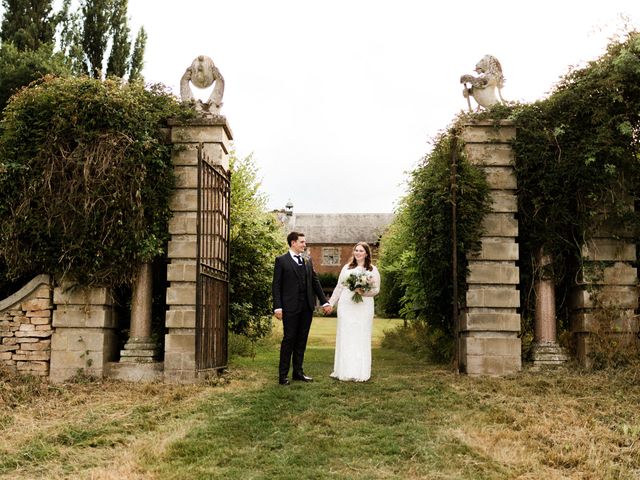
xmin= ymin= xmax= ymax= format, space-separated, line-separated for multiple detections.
xmin=0 ymin=364 xmax=259 ymax=480
xmin=447 ymin=367 xmax=640 ymax=479
xmin=2 ymin=326 xmax=640 ymax=479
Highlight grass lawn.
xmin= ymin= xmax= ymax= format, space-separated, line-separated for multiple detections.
xmin=1 ymin=317 xmax=640 ymax=479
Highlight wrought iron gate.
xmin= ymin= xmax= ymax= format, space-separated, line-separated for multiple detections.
xmin=196 ymin=143 xmax=230 ymax=371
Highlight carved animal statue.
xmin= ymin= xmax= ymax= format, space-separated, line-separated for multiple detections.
xmin=460 ymin=55 xmax=505 ymax=112
xmin=180 ymin=55 xmax=225 ymax=114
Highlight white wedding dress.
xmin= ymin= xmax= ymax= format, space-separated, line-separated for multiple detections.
xmin=328 ymin=264 xmax=380 ymax=382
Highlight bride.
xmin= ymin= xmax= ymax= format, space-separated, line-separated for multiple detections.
xmin=328 ymin=242 xmax=380 ymax=382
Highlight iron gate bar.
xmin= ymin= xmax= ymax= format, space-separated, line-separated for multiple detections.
xmin=196 ymin=143 xmax=230 ymax=371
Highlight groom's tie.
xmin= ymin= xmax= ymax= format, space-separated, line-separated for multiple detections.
xmin=294 ymin=255 xmax=303 ymax=266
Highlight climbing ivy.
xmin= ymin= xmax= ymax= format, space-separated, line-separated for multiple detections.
xmin=0 ymin=75 xmax=191 ymax=287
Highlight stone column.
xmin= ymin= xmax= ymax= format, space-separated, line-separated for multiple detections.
xmin=460 ymin=120 xmax=521 ymax=376
xmin=50 ymin=283 xmax=118 ymax=383
xmin=531 ymin=249 xmax=568 ymax=367
xmin=106 ymin=262 xmax=163 ymax=382
xmin=571 ymin=235 xmax=638 ymax=367
xmin=164 ymin=116 xmax=231 ymax=383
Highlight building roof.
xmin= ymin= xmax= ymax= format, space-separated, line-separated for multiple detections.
xmin=281 ymin=213 xmax=395 ymax=244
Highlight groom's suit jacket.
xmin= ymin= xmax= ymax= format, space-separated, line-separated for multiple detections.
xmin=272 ymin=253 xmax=328 ymax=314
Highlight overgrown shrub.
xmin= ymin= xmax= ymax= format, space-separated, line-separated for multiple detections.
xmin=229 ymin=154 xmax=284 ymax=341
xmin=0 ymin=75 xmax=188 ymax=287
xmin=378 ymin=125 xmax=491 ymax=361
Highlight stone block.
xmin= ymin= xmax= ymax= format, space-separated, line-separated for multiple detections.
xmin=172 ymin=144 xmax=198 ymax=166
xmin=168 ymin=212 xmax=198 ymax=235
xmin=50 ymin=350 xmax=87 ymax=369
xmin=53 ymin=305 xmax=116 ymax=328
xmin=167 ymin=264 xmax=197 ymax=282
xmin=170 ymin=125 xmax=231 ymax=153
xmin=106 ymin=361 xmax=164 ymax=382
xmin=465 ymin=143 xmax=514 ymax=166
xmin=19 ymin=341 xmax=51 ymax=351
xmin=14 ymin=350 xmax=50 ymax=361
xmin=482 ymin=213 xmax=518 ymax=237
xmin=0 ymin=352 xmax=12 ymax=360
xmin=15 ymin=330 xmax=52 ymax=338
xmin=167 ymin=239 xmax=197 ymax=259
xmin=16 ymin=337 xmax=38 ymax=343
xmin=26 ymin=310 xmax=51 ymax=318
xmin=462 ymin=335 xmax=521 ymax=356
xmin=174 ymin=166 xmax=198 ymax=189
xmin=21 ymin=298 xmax=52 ymax=311
xmin=165 ymin=333 xmax=196 ymax=354
xmin=30 ymin=317 xmax=51 ymax=325
xmin=468 ymin=237 xmax=519 ymax=261
xmin=203 ymin=143 xmax=229 ymax=171
xmin=467 ymin=262 xmax=519 ymax=284
xmin=570 ymin=286 xmax=637 ymax=310
xmin=166 ymin=308 xmax=197 ymax=328
xmin=0 ymin=344 xmax=18 ymax=352
xmin=489 ymin=191 xmax=518 ymax=213
xmin=166 ymin=284 xmax=196 ymax=305
xmin=34 ymin=285 xmax=52 ymax=299
xmin=2 ymin=337 xmax=17 ymax=345
xmin=466 ymin=287 xmax=520 ymax=308
xmin=581 ymin=239 xmax=636 ymax=261
xmin=464 ymin=354 xmax=522 ymax=376
xmin=54 ymin=285 xmax=113 ymax=306
xmin=169 ymin=189 xmax=198 ymax=212
xmin=461 ymin=311 xmax=521 ymax=332
xmin=580 ymin=262 xmax=637 ymax=286
xmin=482 ymin=167 xmax=517 ymax=190
xmin=461 ymin=122 xmax=516 ymax=144
xmin=19 ymin=323 xmax=35 ymax=331
xmin=571 ymin=311 xmax=639 ymax=333
xmin=35 ymin=325 xmax=52 ymax=331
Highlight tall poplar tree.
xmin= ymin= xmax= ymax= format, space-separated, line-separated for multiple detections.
xmin=0 ymin=0 xmax=56 ymax=51
xmin=81 ymin=0 xmax=112 ymax=78
xmin=128 ymin=26 xmax=146 ymax=82
xmin=106 ymin=0 xmax=130 ymax=78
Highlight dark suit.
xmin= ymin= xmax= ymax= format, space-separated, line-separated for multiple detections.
xmin=272 ymin=252 xmax=328 ymax=379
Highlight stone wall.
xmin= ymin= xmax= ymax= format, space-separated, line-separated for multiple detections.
xmin=571 ymin=236 xmax=638 ymax=367
xmin=49 ymin=283 xmax=119 ymax=383
xmin=460 ymin=120 xmax=522 ymax=376
xmin=0 ymin=275 xmax=53 ymax=376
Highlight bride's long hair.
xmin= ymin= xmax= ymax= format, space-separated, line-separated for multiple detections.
xmin=348 ymin=241 xmax=373 ymax=271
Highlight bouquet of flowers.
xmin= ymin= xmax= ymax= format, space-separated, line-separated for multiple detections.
xmin=344 ymin=270 xmax=374 ymax=303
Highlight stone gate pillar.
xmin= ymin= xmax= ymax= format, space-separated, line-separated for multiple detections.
xmin=164 ymin=117 xmax=232 ymax=383
xmin=460 ymin=120 xmax=521 ymax=375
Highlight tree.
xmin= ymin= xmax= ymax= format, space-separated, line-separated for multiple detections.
xmin=128 ymin=26 xmax=146 ymax=82
xmin=0 ymin=42 xmax=70 ymax=111
xmin=80 ymin=0 xmax=112 ymax=78
xmin=229 ymin=154 xmax=285 ymax=341
xmin=105 ymin=0 xmax=130 ymax=78
xmin=0 ymin=0 xmax=56 ymax=51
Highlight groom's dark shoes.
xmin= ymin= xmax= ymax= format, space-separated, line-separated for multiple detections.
xmin=279 ymin=376 xmax=290 ymax=385
xmin=292 ymin=372 xmax=313 ymax=382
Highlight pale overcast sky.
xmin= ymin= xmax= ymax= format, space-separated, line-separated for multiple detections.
xmin=8 ymin=1 xmax=640 ymax=213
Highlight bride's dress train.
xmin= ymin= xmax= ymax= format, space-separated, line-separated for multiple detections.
xmin=329 ymin=265 xmax=380 ymax=382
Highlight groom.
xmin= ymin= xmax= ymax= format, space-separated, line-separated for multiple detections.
xmin=272 ymin=231 xmax=331 ymax=385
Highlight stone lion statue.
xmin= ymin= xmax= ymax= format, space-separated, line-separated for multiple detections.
xmin=180 ymin=55 xmax=225 ymax=115
xmin=460 ymin=55 xmax=505 ymax=112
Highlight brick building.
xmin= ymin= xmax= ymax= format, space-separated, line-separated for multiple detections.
xmin=275 ymin=205 xmax=394 ymax=276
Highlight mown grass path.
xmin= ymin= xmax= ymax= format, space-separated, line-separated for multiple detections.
xmin=2 ymin=318 xmax=640 ymax=479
